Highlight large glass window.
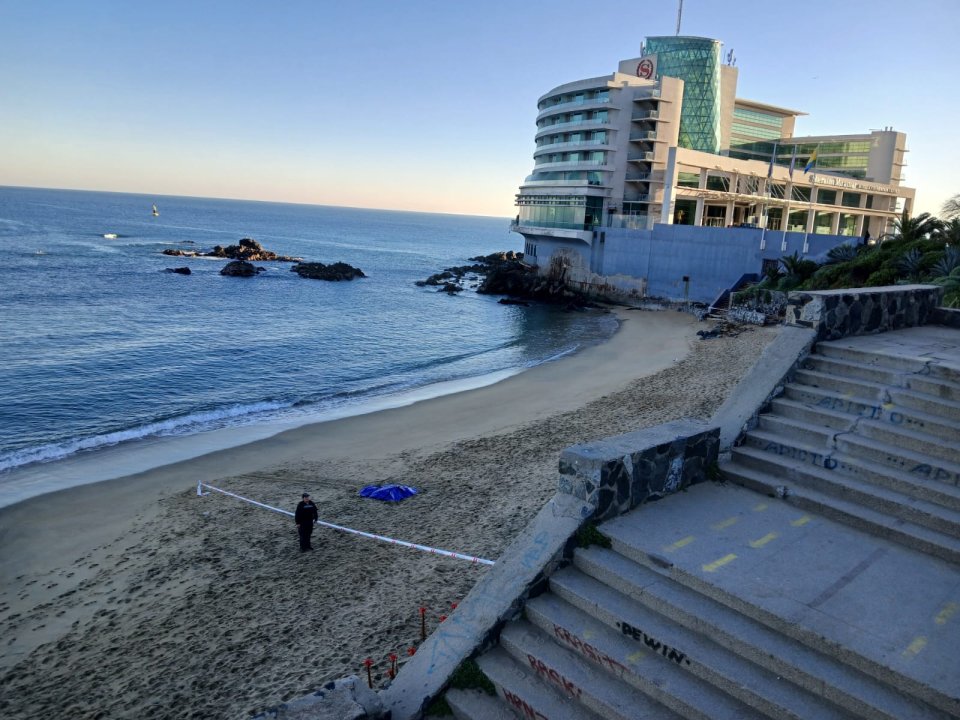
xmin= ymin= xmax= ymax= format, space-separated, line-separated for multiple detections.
xmin=733 ymin=108 xmax=785 ymax=128
xmin=515 ymin=195 xmax=603 ymax=230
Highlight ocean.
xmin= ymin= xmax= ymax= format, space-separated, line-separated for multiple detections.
xmin=0 ymin=186 xmax=616 ymax=506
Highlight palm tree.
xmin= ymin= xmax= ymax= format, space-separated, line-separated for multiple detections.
xmin=936 ymin=218 xmax=960 ymax=246
xmin=881 ymin=209 xmax=941 ymax=244
xmin=943 ymin=193 xmax=960 ymax=221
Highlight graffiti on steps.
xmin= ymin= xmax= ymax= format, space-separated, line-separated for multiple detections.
xmin=552 ymin=624 xmax=630 ymax=675
xmin=502 ymin=688 xmax=549 ymax=720
xmin=762 ymin=442 xmax=839 ymax=470
xmin=526 ymin=653 xmax=583 ymax=699
xmin=911 ymin=464 xmax=960 ymax=486
xmin=814 ymin=395 xmax=905 ymax=425
xmin=617 ymin=620 xmax=692 ymax=666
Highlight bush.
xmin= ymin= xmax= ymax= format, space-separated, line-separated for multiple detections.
xmin=864 ymin=268 xmax=900 ymax=286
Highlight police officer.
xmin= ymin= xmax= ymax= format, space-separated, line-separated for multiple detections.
xmin=295 ymin=492 xmax=319 ymax=552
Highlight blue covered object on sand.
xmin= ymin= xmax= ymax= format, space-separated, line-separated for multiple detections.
xmin=358 ymin=484 xmax=418 ymax=502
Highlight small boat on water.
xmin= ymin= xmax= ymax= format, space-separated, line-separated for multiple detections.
xmin=103 ymin=233 xmax=119 ymax=239
xmin=152 ymin=204 xmax=159 ymax=217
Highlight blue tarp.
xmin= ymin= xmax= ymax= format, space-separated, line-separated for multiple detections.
xmin=358 ymin=484 xmax=419 ymax=502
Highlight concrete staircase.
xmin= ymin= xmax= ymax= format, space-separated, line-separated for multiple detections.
xmin=448 ymin=331 xmax=960 ymax=720
xmin=724 ymin=337 xmax=960 ymax=565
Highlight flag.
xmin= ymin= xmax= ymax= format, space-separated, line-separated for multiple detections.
xmin=803 ymin=147 xmax=819 ymax=174
xmin=788 ymin=146 xmax=797 ymax=180
xmin=767 ymin=141 xmax=778 ymax=179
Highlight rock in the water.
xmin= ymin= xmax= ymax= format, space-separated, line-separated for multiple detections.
xmin=439 ymin=282 xmax=462 ymax=294
xmin=163 ymin=266 xmax=192 ymax=275
xmin=164 ymin=238 xmax=301 ymax=262
xmin=498 ymin=297 xmax=529 ymax=306
xmin=291 ymin=262 xmax=366 ymax=281
xmin=220 ymin=260 xmax=264 ymax=277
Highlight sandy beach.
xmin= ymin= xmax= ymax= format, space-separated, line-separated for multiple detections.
xmin=0 ymin=309 xmax=777 ymax=718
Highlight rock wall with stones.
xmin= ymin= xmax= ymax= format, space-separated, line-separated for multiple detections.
xmin=785 ymin=285 xmax=944 ymax=341
xmin=932 ymin=307 xmax=960 ymax=329
xmin=557 ymin=419 xmax=719 ymax=521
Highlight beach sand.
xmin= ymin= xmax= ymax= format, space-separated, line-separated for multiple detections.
xmin=0 ymin=309 xmax=778 ymax=718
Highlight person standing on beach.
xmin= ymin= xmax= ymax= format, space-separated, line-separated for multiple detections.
xmin=295 ymin=493 xmax=319 ymax=552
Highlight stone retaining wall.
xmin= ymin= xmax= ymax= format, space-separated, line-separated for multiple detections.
xmin=785 ymin=284 xmax=944 ymax=341
xmin=558 ymin=419 xmax=719 ymax=521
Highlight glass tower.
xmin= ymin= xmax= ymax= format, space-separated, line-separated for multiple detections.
xmin=644 ymin=36 xmax=722 ymax=154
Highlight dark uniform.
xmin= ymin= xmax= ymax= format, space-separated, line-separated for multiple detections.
xmin=295 ymin=494 xmax=319 ymax=551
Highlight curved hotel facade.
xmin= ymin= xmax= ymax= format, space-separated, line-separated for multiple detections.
xmin=514 ymin=35 xmax=915 ymax=299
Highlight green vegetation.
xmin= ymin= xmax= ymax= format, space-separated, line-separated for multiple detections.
xmin=425 ymin=659 xmax=497 ymax=715
xmin=735 ymin=205 xmax=960 ymax=308
xmin=576 ymin=522 xmax=612 ymax=549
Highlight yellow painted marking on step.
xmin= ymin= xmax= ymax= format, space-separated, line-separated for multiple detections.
xmin=626 ymin=651 xmax=646 ymax=664
xmin=702 ymin=554 xmax=737 ymax=572
xmin=664 ymin=535 xmax=695 ymax=552
xmin=882 ymin=401 xmax=895 ymax=411
xmin=902 ymin=636 xmax=927 ymax=658
xmin=711 ymin=516 xmax=739 ymax=530
xmin=753 ymin=503 xmax=768 ymax=512
xmin=749 ymin=532 xmax=779 ymax=549
xmin=935 ymin=602 xmax=959 ymax=626
xmin=582 ymin=629 xmax=595 ymax=640
xmin=791 ymin=515 xmax=812 ymax=527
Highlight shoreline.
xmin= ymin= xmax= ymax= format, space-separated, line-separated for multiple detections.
xmin=0 ymin=309 xmax=778 ymax=718
xmin=0 ymin=315 xmax=616 ymax=511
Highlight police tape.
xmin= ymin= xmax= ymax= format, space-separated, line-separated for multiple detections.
xmin=197 ymin=481 xmax=496 ymax=566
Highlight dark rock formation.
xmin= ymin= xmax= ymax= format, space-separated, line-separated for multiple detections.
xmin=417 ymin=250 xmax=593 ymax=308
xmin=439 ymin=282 xmax=462 ymax=294
xmin=163 ymin=266 xmax=192 ymax=275
xmin=163 ymin=238 xmax=301 ymax=262
xmin=291 ymin=262 xmax=366 ymax=281
xmin=220 ymin=260 xmax=264 ymax=277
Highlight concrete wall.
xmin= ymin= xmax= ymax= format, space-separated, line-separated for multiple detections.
xmin=564 ymin=224 xmax=854 ymax=305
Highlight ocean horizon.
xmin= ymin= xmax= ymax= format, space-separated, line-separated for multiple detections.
xmin=0 ymin=186 xmax=617 ymax=507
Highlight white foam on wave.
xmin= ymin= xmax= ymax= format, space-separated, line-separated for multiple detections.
xmin=0 ymin=399 xmax=293 ymax=473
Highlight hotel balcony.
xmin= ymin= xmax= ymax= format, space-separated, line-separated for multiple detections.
xmin=628 ymin=131 xmax=658 ymax=141
xmin=535 ymin=118 xmax=611 ymax=140
xmin=533 ymin=141 xmax=611 ymax=157
xmin=630 ymin=110 xmax=660 ymax=121
xmin=627 ymin=152 xmax=656 ymax=162
xmin=536 ymin=97 xmax=611 ymax=122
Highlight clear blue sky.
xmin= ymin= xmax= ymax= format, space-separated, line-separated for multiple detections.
xmin=1 ymin=0 xmax=957 ymax=217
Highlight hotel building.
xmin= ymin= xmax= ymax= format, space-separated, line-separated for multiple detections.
xmin=514 ymin=35 xmax=915 ymax=296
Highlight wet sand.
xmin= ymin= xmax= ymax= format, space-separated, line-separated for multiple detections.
xmin=0 ymin=309 xmax=778 ymax=718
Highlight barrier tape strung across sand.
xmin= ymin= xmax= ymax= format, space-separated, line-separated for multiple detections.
xmin=197 ymin=481 xmax=495 ymax=566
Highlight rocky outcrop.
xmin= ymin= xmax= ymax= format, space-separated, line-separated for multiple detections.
xmin=417 ymin=251 xmax=593 ymax=307
xmin=163 ymin=266 xmax=192 ymax=275
xmin=291 ymin=262 xmax=366 ymax=281
xmin=162 ymin=238 xmax=301 ymax=262
xmin=220 ymin=260 xmax=264 ymax=277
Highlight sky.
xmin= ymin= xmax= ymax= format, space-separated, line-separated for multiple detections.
xmin=1 ymin=0 xmax=958 ymax=218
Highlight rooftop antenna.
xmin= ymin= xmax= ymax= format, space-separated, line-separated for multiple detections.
xmin=676 ymin=0 xmax=683 ymax=35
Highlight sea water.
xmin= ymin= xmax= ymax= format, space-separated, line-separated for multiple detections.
xmin=0 ymin=187 xmax=616 ymax=505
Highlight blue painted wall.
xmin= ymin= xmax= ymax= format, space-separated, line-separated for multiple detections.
xmin=587 ymin=225 xmax=855 ymax=304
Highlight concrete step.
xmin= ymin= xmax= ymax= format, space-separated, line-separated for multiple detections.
xmin=760 ymin=409 xmax=960 ymax=468
xmin=773 ymin=392 xmax=960 ymax=446
xmin=793 ymin=368 xmax=887 ymax=400
xmin=815 ymin=343 xmax=934 ymax=374
xmin=742 ymin=428 xmax=960 ymax=493
xmin=475 ymin=646 xmax=604 ymax=720
xmin=722 ymin=462 xmax=960 ymax=564
xmin=888 ymin=387 xmax=960 ymax=423
xmin=857 ymin=420 xmax=960 ymax=467
xmin=835 ymin=433 xmax=960 ymax=489
xmin=544 ymin=568 xmax=853 ymax=720
xmin=792 ymin=369 xmax=960 ymax=422
xmin=594 ymin=482 xmax=960 ymax=717
xmin=732 ymin=443 xmax=960 ymax=517
xmin=805 ymin=355 xmax=905 ymax=386
xmin=572 ymin=546 xmax=950 ymax=720
xmin=758 ymin=413 xmax=833 ymax=448
xmin=498 ymin=621 xmax=681 ymax=720
xmin=804 ymin=355 xmax=960 ymax=403
xmin=446 ymin=688 xmax=514 ymax=720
